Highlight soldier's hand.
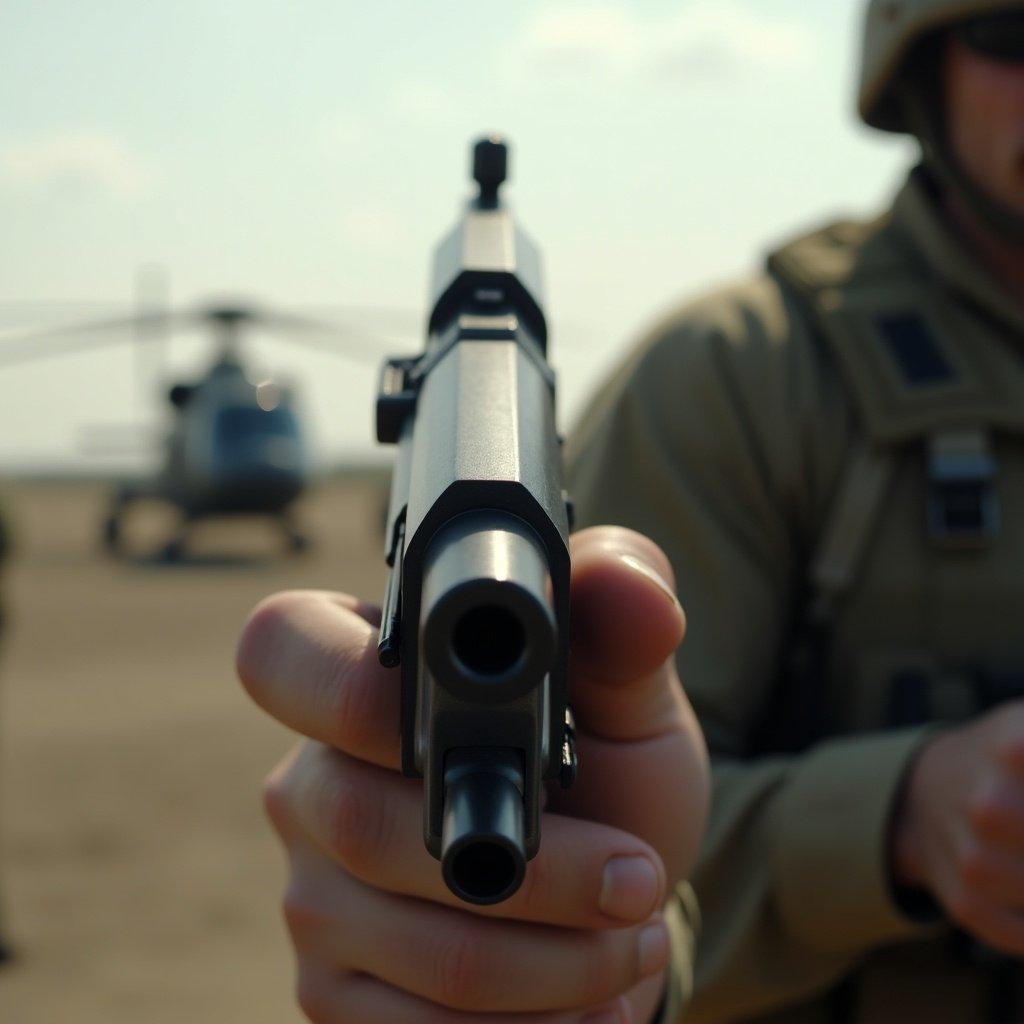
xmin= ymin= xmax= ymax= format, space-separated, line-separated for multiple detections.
xmin=893 ymin=700 xmax=1024 ymax=955
xmin=236 ymin=526 xmax=709 ymax=1024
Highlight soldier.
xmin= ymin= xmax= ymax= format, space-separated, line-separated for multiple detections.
xmin=0 ymin=504 xmax=10 ymax=965
xmin=568 ymin=0 xmax=1024 ymax=1021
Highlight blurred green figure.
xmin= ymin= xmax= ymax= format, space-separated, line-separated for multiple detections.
xmin=0 ymin=503 xmax=10 ymax=965
xmin=569 ymin=1 xmax=1024 ymax=1021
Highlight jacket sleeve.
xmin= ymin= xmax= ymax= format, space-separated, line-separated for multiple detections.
xmin=565 ymin=283 xmax=938 ymax=1023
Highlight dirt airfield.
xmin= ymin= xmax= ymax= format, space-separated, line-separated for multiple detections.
xmin=0 ymin=472 xmax=391 ymax=1022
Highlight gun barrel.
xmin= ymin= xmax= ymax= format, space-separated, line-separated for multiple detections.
xmin=441 ymin=748 xmax=526 ymax=905
xmin=421 ymin=511 xmax=556 ymax=704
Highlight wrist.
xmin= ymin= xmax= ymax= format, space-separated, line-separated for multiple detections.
xmin=890 ymin=798 xmax=927 ymax=893
xmin=889 ymin=730 xmax=950 ymax=895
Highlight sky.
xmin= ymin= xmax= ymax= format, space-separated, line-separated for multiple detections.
xmin=0 ymin=0 xmax=917 ymax=471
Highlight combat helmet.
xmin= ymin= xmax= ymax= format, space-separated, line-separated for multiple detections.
xmin=858 ymin=0 xmax=1024 ymax=243
xmin=860 ymin=0 xmax=1023 ymax=132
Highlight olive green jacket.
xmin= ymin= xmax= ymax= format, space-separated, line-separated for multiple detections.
xmin=567 ymin=168 xmax=1024 ymax=1023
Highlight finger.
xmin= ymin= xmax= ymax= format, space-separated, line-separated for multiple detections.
xmin=285 ymin=852 xmax=670 ymax=1014
xmin=568 ymin=528 xmax=688 ymax=742
xmin=969 ymin=774 xmax=1024 ymax=851
xmin=550 ymin=529 xmax=708 ymax=867
xmin=992 ymin=705 xmax=1024 ymax=776
xmin=296 ymin=967 xmax=632 ymax=1024
xmin=236 ymin=590 xmax=400 ymax=768
xmin=270 ymin=743 xmax=666 ymax=928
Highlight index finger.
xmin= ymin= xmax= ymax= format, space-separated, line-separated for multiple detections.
xmin=270 ymin=742 xmax=667 ymax=931
xmin=236 ymin=590 xmax=401 ymax=769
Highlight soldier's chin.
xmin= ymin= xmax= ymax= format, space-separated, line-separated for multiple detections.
xmin=1010 ymin=149 xmax=1024 ymax=218
xmin=977 ymin=147 xmax=1024 ymax=220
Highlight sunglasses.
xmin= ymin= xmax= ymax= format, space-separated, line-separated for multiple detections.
xmin=955 ymin=11 xmax=1024 ymax=63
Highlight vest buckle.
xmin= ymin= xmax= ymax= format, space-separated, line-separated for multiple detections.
xmin=927 ymin=429 xmax=999 ymax=549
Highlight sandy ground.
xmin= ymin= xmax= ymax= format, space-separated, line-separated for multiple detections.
xmin=0 ymin=474 xmax=390 ymax=1023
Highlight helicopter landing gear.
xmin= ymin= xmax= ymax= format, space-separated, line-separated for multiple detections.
xmin=0 ymin=899 xmax=14 ymax=967
xmin=160 ymin=540 xmax=184 ymax=563
xmin=102 ymin=487 xmax=135 ymax=556
xmin=102 ymin=513 xmax=121 ymax=554
xmin=160 ymin=529 xmax=189 ymax=563
xmin=281 ymin=515 xmax=309 ymax=555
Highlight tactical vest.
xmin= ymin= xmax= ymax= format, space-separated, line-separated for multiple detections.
xmin=767 ymin=216 xmax=1024 ymax=1024
xmin=767 ymin=214 xmax=1024 ymax=734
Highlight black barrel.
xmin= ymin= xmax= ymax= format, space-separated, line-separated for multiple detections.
xmin=441 ymin=748 xmax=526 ymax=904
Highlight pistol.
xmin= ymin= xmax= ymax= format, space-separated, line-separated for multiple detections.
xmin=375 ymin=136 xmax=576 ymax=906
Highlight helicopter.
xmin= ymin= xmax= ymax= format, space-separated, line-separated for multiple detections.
xmin=0 ymin=301 xmax=383 ymax=561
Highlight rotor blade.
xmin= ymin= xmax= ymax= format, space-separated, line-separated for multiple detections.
xmin=78 ymin=422 xmax=159 ymax=457
xmin=135 ymin=264 xmax=172 ymax=403
xmin=255 ymin=325 xmax=389 ymax=365
xmin=249 ymin=310 xmax=404 ymax=365
xmin=0 ymin=309 xmax=190 ymax=367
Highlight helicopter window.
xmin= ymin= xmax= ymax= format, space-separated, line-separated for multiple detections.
xmin=215 ymin=406 xmax=298 ymax=444
xmin=168 ymin=383 xmax=195 ymax=408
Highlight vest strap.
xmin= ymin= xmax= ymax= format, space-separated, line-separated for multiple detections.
xmin=809 ymin=440 xmax=899 ymax=622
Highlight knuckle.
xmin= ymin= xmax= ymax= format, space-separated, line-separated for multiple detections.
xmin=326 ymin=769 xmax=383 ymax=875
xmin=262 ymin=766 xmax=295 ymax=839
xmin=994 ymin=719 xmax=1024 ymax=764
xmin=579 ymin=932 xmax=630 ymax=1004
xmin=953 ymin=841 xmax=992 ymax=890
xmin=516 ymin=848 xmax=555 ymax=913
xmin=282 ymin=881 xmax=331 ymax=947
xmin=433 ymin=923 xmax=489 ymax=1010
xmin=295 ymin=969 xmax=334 ymax=1024
xmin=968 ymin=789 xmax=1011 ymax=840
xmin=329 ymin=976 xmax=372 ymax=1024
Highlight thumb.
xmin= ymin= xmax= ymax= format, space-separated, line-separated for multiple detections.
xmin=568 ymin=527 xmax=687 ymax=742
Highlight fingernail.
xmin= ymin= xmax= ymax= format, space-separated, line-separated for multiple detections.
xmin=585 ymin=1007 xmax=622 ymax=1024
xmin=638 ymin=918 xmax=670 ymax=978
xmin=620 ymin=554 xmax=681 ymax=612
xmin=585 ymin=999 xmax=630 ymax=1024
xmin=599 ymin=855 xmax=660 ymax=921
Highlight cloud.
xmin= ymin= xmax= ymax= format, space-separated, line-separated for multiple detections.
xmin=0 ymin=130 xmax=153 ymax=197
xmin=338 ymin=202 xmax=402 ymax=249
xmin=527 ymin=5 xmax=640 ymax=74
xmin=390 ymin=80 xmax=457 ymax=129
xmin=315 ymin=111 xmax=367 ymax=152
xmin=510 ymin=1 xmax=814 ymax=87
xmin=654 ymin=3 xmax=812 ymax=82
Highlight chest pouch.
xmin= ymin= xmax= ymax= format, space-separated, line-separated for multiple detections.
xmin=927 ymin=428 xmax=999 ymax=548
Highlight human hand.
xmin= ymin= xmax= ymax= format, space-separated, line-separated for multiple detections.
xmin=892 ymin=700 xmax=1024 ymax=955
xmin=237 ymin=526 xmax=709 ymax=1023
